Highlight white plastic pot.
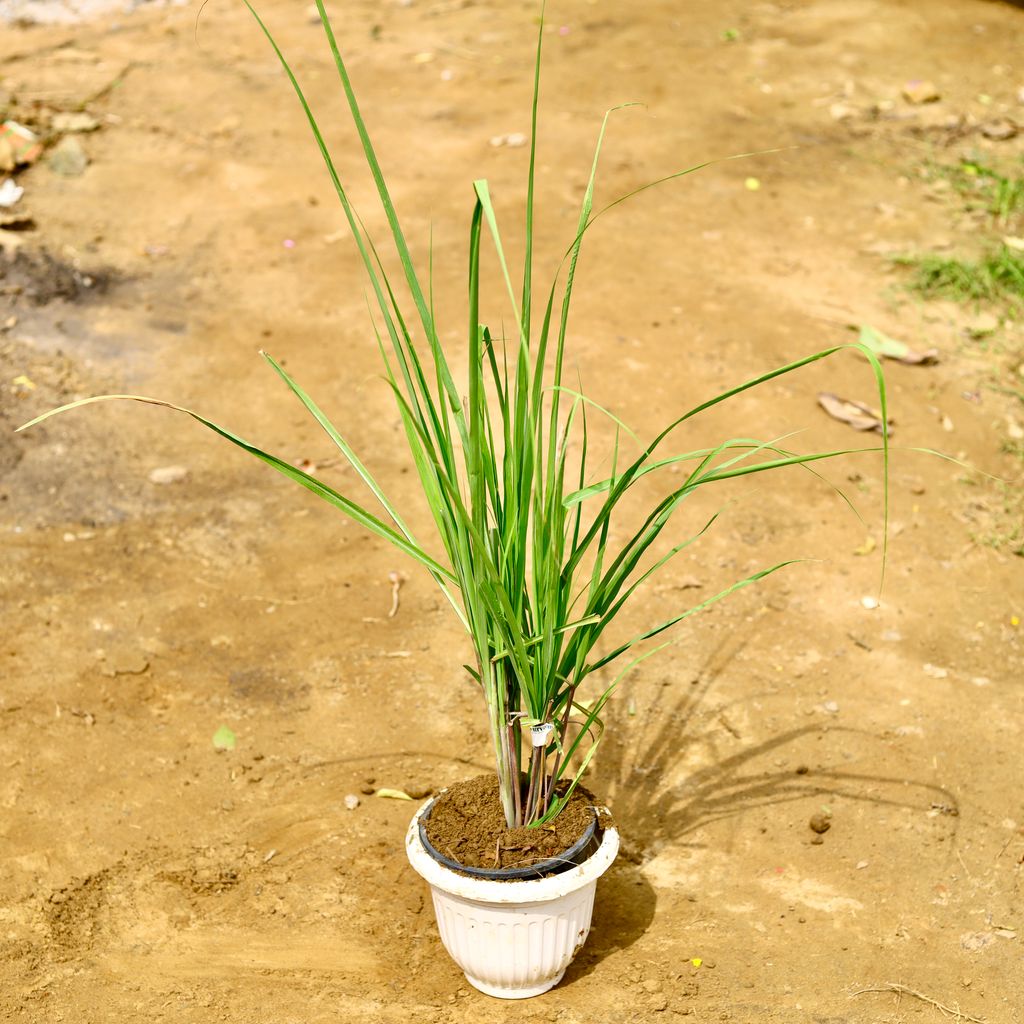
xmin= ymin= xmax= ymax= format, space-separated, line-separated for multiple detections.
xmin=405 ymin=800 xmax=620 ymax=999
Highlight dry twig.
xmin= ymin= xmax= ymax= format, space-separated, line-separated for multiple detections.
xmin=387 ymin=570 xmax=406 ymax=618
xmin=852 ymin=982 xmax=988 ymax=1023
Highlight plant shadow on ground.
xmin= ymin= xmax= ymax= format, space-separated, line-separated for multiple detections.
xmin=588 ymin=629 xmax=960 ymax=860
xmin=560 ymin=859 xmax=657 ymax=987
xmin=559 ymin=624 xmax=963 ymax=983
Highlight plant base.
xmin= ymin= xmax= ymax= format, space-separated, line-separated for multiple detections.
xmin=406 ymin=798 xmax=620 ymax=999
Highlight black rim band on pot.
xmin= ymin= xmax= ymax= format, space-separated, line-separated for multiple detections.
xmin=417 ymin=798 xmax=600 ymax=880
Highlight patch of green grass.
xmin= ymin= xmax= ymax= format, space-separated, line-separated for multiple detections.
xmin=971 ymin=477 xmax=1024 ymax=556
xmin=894 ymin=245 xmax=1024 ymax=310
xmin=923 ymin=157 xmax=1024 ymax=228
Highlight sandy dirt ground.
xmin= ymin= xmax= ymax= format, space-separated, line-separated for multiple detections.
xmin=1 ymin=0 xmax=1023 ymax=1021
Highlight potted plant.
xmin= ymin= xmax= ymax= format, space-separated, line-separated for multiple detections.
xmin=18 ymin=1 xmax=890 ymax=999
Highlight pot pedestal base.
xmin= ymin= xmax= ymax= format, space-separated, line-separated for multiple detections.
xmin=466 ymin=969 xmax=566 ymax=999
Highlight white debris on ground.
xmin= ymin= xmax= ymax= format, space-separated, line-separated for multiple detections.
xmin=0 ymin=0 xmax=183 ymax=26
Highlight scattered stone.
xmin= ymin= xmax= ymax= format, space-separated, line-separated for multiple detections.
xmin=822 ymin=700 xmax=839 ymax=715
xmin=970 ymin=676 xmax=991 ymax=687
xmin=0 ymin=178 xmax=22 ymax=207
xmin=894 ymin=725 xmax=925 ymax=737
xmin=48 ymin=136 xmax=89 ymax=177
xmin=967 ymin=311 xmax=999 ymax=337
xmin=856 ymin=860 xmax=869 ymax=869
xmin=489 ymin=132 xmax=527 ymax=148
xmin=344 ymin=793 xmax=361 ymax=810
xmin=795 ymin=765 xmax=809 ymax=775
xmin=405 ymin=784 xmax=433 ymax=800
xmin=960 ymin=931 xmax=995 ymax=952
xmin=902 ymin=80 xmax=940 ymax=105
xmin=923 ymin=663 xmax=949 ymax=679
xmin=980 ymin=118 xmax=1017 ymax=141
xmin=829 ymin=102 xmax=858 ymax=121
xmin=148 ymin=465 xmax=189 ymax=485
xmin=100 ymin=649 xmax=149 ymax=677
xmin=360 ymin=785 xmax=375 ymax=795
xmin=810 ymin=834 xmax=824 ymax=845
xmin=809 ymin=812 xmax=832 ymax=834
xmin=50 ymin=111 xmax=100 ymax=133
xmin=861 ymin=596 xmax=879 ymax=610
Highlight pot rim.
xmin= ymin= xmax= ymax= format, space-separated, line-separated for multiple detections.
xmin=416 ymin=795 xmax=600 ymax=880
xmin=406 ymin=799 xmax=620 ymax=904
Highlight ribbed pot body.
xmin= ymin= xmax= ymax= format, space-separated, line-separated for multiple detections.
xmin=405 ymin=800 xmax=620 ymax=999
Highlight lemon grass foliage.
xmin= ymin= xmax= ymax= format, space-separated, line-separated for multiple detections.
xmin=19 ymin=4 xmax=890 ymax=830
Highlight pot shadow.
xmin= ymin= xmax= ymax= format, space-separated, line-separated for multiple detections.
xmin=589 ymin=628 xmax=960 ymax=860
xmin=560 ymin=856 xmax=657 ymax=987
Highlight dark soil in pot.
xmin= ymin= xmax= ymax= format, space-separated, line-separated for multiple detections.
xmin=421 ymin=774 xmax=606 ymax=877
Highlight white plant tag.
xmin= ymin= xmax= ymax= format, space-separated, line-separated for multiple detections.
xmin=530 ymin=722 xmax=554 ymax=747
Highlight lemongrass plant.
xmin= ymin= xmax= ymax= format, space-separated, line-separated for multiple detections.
xmin=19 ymin=4 xmax=889 ymax=830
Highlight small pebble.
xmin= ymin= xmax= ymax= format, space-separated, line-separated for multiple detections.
xmin=861 ymin=596 xmax=879 ymax=610
xmin=902 ymin=79 xmax=940 ymax=104
xmin=344 ymin=794 xmax=360 ymax=810
xmin=822 ymin=700 xmax=839 ymax=714
xmin=981 ymin=119 xmax=1017 ymax=141
xmin=489 ymin=132 xmax=527 ymax=148
xmin=809 ymin=812 xmax=832 ymax=834
xmin=856 ymin=860 xmax=869 ymax=869
xmin=148 ymin=465 xmax=189 ymax=485
xmin=360 ymin=785 xmax=375 ymax=795
xmin=48 ymin=135 xmax=89 ymax=176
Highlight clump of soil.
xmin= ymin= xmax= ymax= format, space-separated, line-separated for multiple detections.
xmin=423 ymin=773 xmax=603 ymax=872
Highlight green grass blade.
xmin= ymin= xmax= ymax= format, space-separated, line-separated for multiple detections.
xmin=586 ymin=560 xmax=802 ymax=675
xmin=260 ymin=350 xmax=417 ymax=534
xmin=18 ymin=394 xmax=457 ymax=581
